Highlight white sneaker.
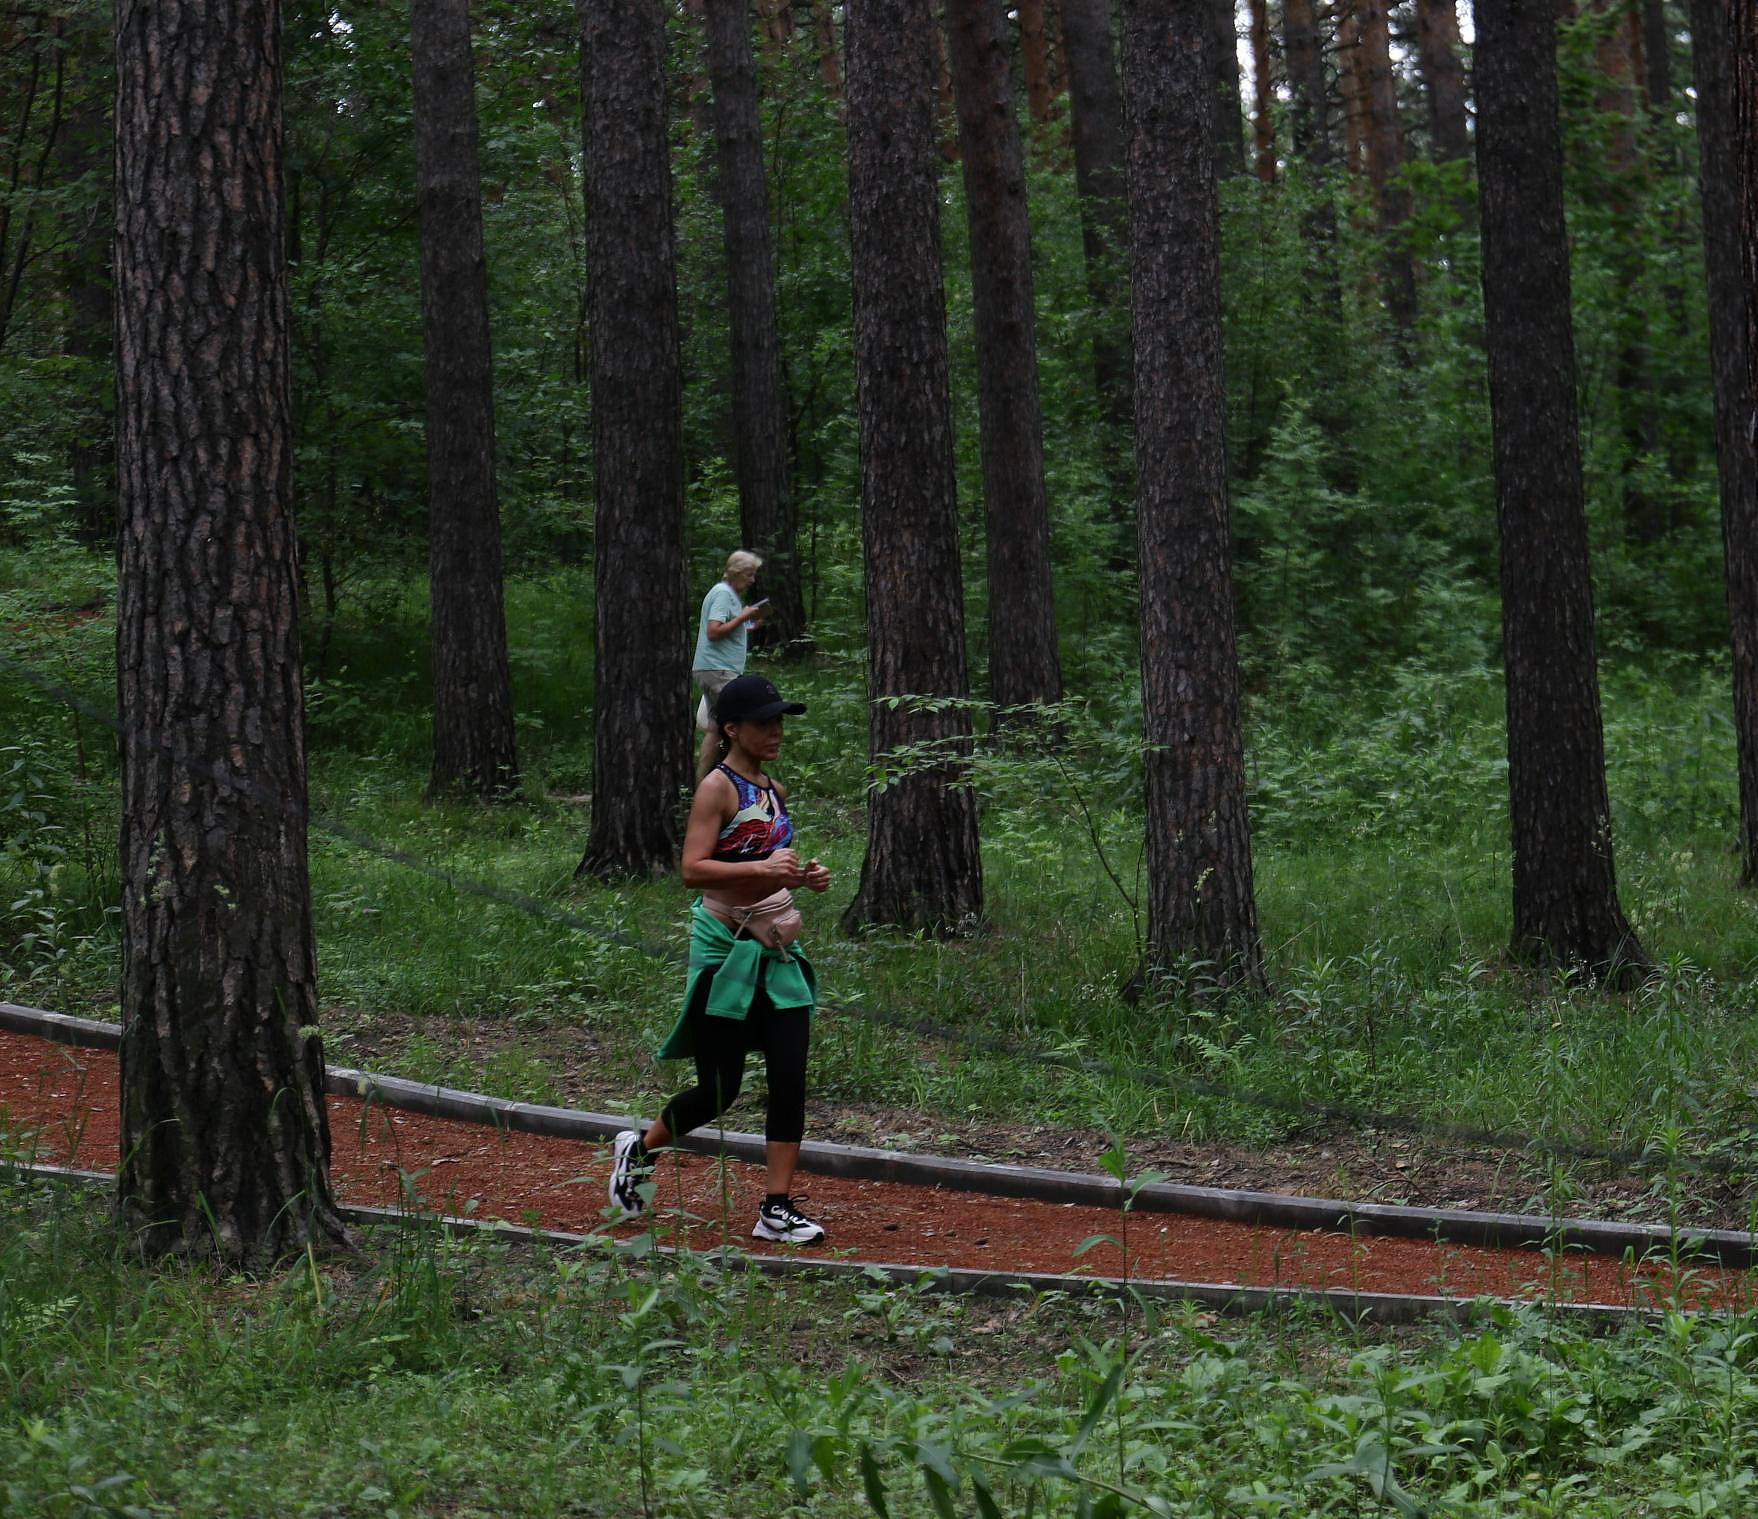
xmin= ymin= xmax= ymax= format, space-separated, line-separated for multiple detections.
xmin=752 ymin=1196 xmax=825 ymax=1244
xmin=608 ymin=1130 xmax=651 ymax=1217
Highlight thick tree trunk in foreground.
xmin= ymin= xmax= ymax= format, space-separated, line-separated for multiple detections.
xmin=412 ymin=0 xmax=520 ymax=801
xmin=842 ymin=0 xmax=983 ymax=934
xmin=1475 ymin=0 xmax=1647 ymax=981
xmin=115 ymin=0 xmax=348 ymax=1264
xmin=1123 ymin=0 xmax=1264 ymax=990
xmin=1061 ymin=0 xmax=1132 ymax=428
xmin=1690 ymin=0 xmax=1758 ymax=880
xmin=705 ymin=0 xmax=805 ymax=647
xmin=947 ymin=0 xmax=1063 ymax=718
xmin=576 ymin=0 xmax=690 ymax=877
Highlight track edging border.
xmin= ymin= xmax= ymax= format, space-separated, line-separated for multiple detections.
xmin=1 ymin=1160 xmax=1651 ymax=1329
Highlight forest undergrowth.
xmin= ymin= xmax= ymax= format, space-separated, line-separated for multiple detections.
xmin=2 ymin=1172 xmax=1756 ymax=1517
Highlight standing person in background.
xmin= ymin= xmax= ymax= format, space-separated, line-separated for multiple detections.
xmin=609 ymin=673 xmax=833 ymax=1244
xmin=693 ymin=550 xmax=766 ymax=782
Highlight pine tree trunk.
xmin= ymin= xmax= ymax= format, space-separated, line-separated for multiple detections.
xmin=1060 ymin=0 xmax=1132 ymax=430
xmin=842 ymin=0 xmax=984 ymax=935
xmin=1123 ymin=0 xmax=1265 ymax=990
xmin=814 ymin=0 xmax=844 ymax=101
xmin=1248 ymin=0 xmax=1276 ymax=180
xmin=1338 ymin=3 xmax=1368 ymax=178
xmin=1283 ymin=0 xmax=1329 ymax=166
xmin=412 ymin=0 xmax=520 ymax=802
xmin=680 ymin=0 xmax=719 ymax=156
xmin=947 ymin=0 xmax=1064 ymax=718
xmin=1048 ymin=0 xmax=1073 ymax=103
xmin=757 ymin=0 xmax=794 ymax=51
xmin=1206 ymin=0 xmax=1246 ymax=178
xmin=1020 ymin=0 xmax=1056 ymax=122
xmin=576 ymin=0 xmax=691 ymax=878
xmin=1700 ymin=0 xmax=1758 ymax=882
xmin=705 ymin=0 xmax=806 ymax=648
xmin=1474 ymin=0 xmax=1647 ymax=982
xmin=1414 ymin=0 xmax=1471 ymax=164
xmin=114 ymin=0 xmax=350 ymax=1265
xmin=1355 ymin=0 xmax=1417 ymax=341
xmin=1643 ymin=0 xmax=1672 ymax=106
xmin=1283 ymin=0 xmax=1344 ymax=348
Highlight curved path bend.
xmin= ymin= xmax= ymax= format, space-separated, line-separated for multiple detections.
xmin=1 ymin=1009 xmax=1751 ymax=1320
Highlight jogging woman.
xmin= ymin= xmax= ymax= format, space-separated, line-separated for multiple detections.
xmin=608 ymin=673 xmax=832 ymax=1243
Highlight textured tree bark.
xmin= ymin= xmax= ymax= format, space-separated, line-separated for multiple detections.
xmin=1060 ymin=0 xmax=1132 ymax=428
xmin=705 ymin=0 xmax=806 ymax=648
xmin=1414 ymin=0 xmax=1471 ymax=164
xmin=1122 ymin=0 xmax=1265 ymax=991
xmin=412 ymin=0 xmax=520 ymax=802
xmin=1708 ymin=0 xmax=1758 ymax=880
xmin=1206 ymin=0 xmax=1246 ymax=178
xmin=947 ymin=0 xmax=1064 ymax=719
xmin=1248 ymin=0 xmax=1276 ymax=180
xmin=576 ymin=0 xmax=691 ymax=878
xmin=114 ymin=0 xmax=350 ymax=1264
xmin=1474 ymin=0 xmax=1647 ymax=981
xmin=842 ymin=0 xmax=984 ymax=935
xmin=1355 ymin=0 xmax=1417 ymax=342
xmin=1020 ymin=0 xmax=1056 ymax=122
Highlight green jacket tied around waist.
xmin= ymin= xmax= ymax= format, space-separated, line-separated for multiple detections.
xmin=656 ymin=899 xmax=817 ymax=1060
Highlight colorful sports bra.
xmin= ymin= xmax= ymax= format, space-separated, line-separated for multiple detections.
xmin=712 ymin=764 xmax=794 ymax=862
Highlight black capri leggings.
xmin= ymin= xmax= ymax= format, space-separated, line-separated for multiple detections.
xmin=660 ymin=981 xmax=811 ymax=1145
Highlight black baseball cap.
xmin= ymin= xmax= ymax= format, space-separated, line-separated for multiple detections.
xmin=714 ymin=674 xmax=807 ymax=724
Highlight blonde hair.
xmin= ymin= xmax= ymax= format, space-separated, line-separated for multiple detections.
xmin=725 ymin=549 xmax=763 ymax=578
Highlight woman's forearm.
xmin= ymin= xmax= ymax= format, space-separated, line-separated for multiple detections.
xmin=680 ymin=856 xmax=779 ymax=890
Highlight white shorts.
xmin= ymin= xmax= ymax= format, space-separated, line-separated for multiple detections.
xmin=693 ymin=668 xmax=737 ymax=732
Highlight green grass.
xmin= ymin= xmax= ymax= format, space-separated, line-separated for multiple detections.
xmin=6 ymin=547 xmax=1758 ymax=1211
xmin=2 ymin=1176 xmax=1758 ymax=1517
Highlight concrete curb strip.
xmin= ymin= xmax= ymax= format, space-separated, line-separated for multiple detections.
xmin=6 ymin=1000 xmax=1753 ymax=1268
xmin=4 ymin=1161 xmax=1649 ymax=1328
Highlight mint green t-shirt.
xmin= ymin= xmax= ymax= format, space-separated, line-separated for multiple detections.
xmin=693 ymin=580 xmax=746 ymax=673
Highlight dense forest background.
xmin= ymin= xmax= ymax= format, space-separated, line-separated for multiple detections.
xmin=3 ymin=0 xmax=1734 ymax=690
